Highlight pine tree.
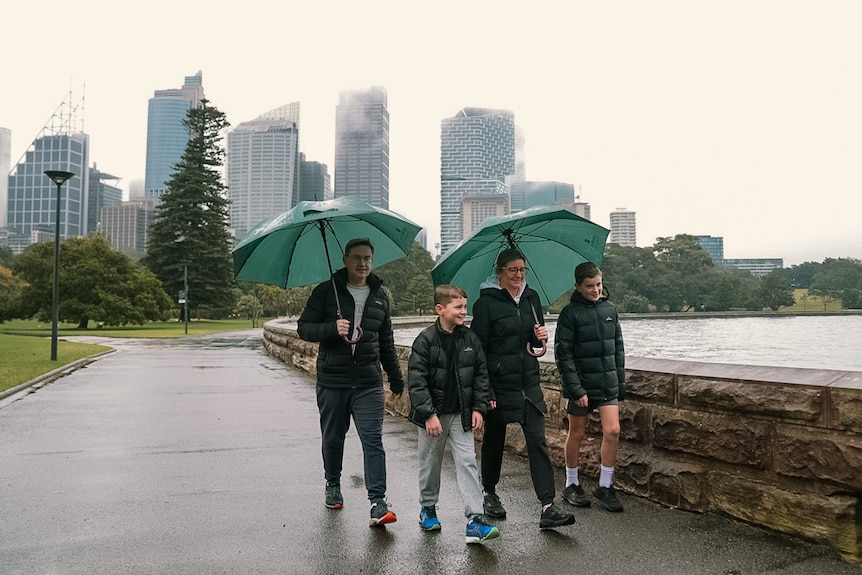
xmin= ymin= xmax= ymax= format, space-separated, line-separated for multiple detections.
xmin=143 ymin=100 xmax=235 ymax=318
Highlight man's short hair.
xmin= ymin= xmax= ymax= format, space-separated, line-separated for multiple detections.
xmin=344 ymin=238 xmax=375 ymax=255
xmin=434 ymin=284 xmax=467 ymax=306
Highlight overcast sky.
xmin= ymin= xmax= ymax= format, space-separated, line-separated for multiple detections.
xmin=3 ymin=0 xmax=860 ymax=265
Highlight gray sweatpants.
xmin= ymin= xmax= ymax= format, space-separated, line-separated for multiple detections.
xmin=417 ymin=412 xmax=484 ymax=519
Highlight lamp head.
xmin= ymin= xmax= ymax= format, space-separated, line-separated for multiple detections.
xmin=44 ymin=170 xmax=75 ymax=185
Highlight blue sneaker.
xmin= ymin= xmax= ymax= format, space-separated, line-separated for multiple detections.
xmin=465 ymin=516 xmax=500 ymax=544
xmin=419 ymin=506 xmax=441 ymax=531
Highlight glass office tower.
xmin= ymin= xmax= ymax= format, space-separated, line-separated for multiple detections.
xmin=334 ymin=86 xmax=389 ymax=208
xmin=144 ymin=71 xmax=205 ymax=201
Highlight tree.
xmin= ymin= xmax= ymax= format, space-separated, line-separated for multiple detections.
xmin=809 ymin=257 xmax=862 ymax=309
xmin=143 ymin=100 xmax=235 ymax=319
xmin=13 ymin=234 xmax=172 ymax=327
xmin=0 ymin=246 xmax=14 ymax=269
xmin=0 ymin=265 xmax=27 ymax=322
xmin=757 ymin=271 xmax=795 ymax=311
xmin=375 ymin=242 xmax=436 ymax=315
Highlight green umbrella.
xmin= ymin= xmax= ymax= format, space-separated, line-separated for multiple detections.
xmin=431 ymin=204 xmax=609 ymax=315
xmin=232 ymin=196 xmax=421 ymax=341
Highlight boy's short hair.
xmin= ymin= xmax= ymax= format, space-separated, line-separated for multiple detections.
xmin=434 ymin=284 xmax=467 ymax=306
xmin=575 ymin=261 xmax=602 ymax=285
xmin=344 ymin=238 xmax=375 ymax=255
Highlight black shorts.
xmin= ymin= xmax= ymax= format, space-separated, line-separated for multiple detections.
xmin=566 ymin=397 xmax=618 ymax=417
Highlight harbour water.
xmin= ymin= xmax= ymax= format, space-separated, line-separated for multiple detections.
xmin=396 ymin=315 xmax=862 ymax=372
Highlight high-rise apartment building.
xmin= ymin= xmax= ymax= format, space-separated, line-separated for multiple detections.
xmin=299 ymin=153 xmax=331 ymax=203
xmin=144 ymin=71 xmax=205 ymax=201
xmin=6 ymin=93 xmax=90 ymax=253
xmin=334 ymin=86 xmax=389 ymax=208
xmin=101 ymin=199 xmax=155 ymax=259
xmin=226 ymin=103 xmax=301 ymax=240
xmin=1 ymin=127 xmax=10 ymax=228
xmin=440 ymin=107 xmax=516 ymax=254
xmin=608 ymin=207 xmax=637 ymax=247
xmin=87 ymin=166 xmax=123 ymax=234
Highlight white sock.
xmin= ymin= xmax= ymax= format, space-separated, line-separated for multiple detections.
xmin=565 ymin=466 xmax=580 ymax=487
xmin=599 ymin=465 xmax=614 ymax=488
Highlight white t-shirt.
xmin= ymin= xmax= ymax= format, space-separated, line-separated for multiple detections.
xmin=346 ymin=283 xmax=370 ymax=349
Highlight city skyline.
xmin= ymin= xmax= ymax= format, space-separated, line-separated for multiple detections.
xmin=3 ymin=1 xmax=861 ymax=266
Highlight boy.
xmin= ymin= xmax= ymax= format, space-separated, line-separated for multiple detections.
xmin=407 ymin=284 xmax=500 ymax=544
xmin=554 ymin=261 xmax=626 ymax=512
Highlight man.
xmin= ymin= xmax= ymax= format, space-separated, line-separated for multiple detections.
xmin=297 ymin=238 xmax=404 ymax=527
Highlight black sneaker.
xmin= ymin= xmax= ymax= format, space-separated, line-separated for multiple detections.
xmin=561 ymin=484 xmax=591 ymax=507
xmin=483 ymin=492 xmax=507 ymax=519
xmin=539 ymin=502 xmax=576 ymax=529
xmin=369 ymin=498 xmax=397 ymax=527
xmin=593 ymin=486 xmax=624 ymax=512
xmin=324 ymin=482 xmax=343 ymax=509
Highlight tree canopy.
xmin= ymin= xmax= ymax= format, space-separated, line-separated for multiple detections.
xmin=12 ymin=233 xmax=172 ymax=327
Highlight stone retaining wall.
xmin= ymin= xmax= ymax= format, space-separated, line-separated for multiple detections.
xmin=263 ymin=319 xmax=862 ymax=562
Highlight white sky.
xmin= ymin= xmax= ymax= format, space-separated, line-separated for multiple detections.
xmin=3 ymin=0 xmax=860 ymax=265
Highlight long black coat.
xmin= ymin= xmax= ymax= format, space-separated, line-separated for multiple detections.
xmin=554 ymin=291 xmax=625 ymax=402
xmin=297 ymin=268 xmax=404 ymax=393
xmin=469 ymin=284 xmax=546 ymax=423
xmin=407 ymin=320 xmax=490 ymax=432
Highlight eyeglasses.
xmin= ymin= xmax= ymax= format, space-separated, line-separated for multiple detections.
xmin=504 ymin=267 xmax=529 ymax=275
xmin=348 ymin=255 xmax=373 ymax=264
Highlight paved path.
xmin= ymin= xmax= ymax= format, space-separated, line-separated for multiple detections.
xmin=1 ymin=330 xmax=858 ymax=574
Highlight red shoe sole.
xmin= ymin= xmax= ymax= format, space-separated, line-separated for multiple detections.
xmin=370 ymin=511 xmax=397 ymax=526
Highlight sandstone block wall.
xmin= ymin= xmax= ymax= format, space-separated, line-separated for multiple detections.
xmin=263 ymin=320 xmax=862 ymax=562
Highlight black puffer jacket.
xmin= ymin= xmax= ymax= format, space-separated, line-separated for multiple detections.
xmin=554 ymin=291 xmax=625 ymax=402
xmin=470 ymin=284 xmax=546 ymax=423
xmin=407 ymin=320 xmax=490 ymax=432
xmin=297 ymin=268 xmax=403 ymax=393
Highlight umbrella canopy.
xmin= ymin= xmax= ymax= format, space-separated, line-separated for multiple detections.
xmin=431 ymin=205 xmax=610 ymax=313
xmin=232 ymin=196 xmax=422 ymax=288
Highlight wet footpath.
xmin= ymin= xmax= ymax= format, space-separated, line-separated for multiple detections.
xmin=1 ymin=330 xmax=859 ymax=575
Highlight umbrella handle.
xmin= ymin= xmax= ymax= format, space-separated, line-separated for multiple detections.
xmin=527 ymin=340 xmax=547 ymax=357
xmin=343 ymin=326 xmax=363 ymax=344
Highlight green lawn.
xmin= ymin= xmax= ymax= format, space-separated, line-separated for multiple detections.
xmin=0 ymin=318 xmax=269 ymax=394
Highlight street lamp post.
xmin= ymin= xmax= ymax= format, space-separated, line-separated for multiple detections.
xmin=44 ymin=170 xmax=75 ymax=361
xmin=183 ymin=263 xmax=189 ymax=335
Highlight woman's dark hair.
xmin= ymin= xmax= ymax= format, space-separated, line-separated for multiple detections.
xmin=575 ymin=261 xmax=602 ymax=285
xmin=495 ymin=248 xmax=526 ymax=270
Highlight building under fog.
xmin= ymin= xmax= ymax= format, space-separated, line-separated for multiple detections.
xmin=334 ymin=87 xmax=389 ymax=208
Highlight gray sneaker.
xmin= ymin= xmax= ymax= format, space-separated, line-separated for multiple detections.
xmin=324 ymin=482 xmax=343 ymax=509
xmin=561 ymin=484 xmax=591 ymax=507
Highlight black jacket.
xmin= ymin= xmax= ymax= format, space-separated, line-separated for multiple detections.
xmin=554 ymin=291 xmax=625 ymax=402
xmin=407 ymin=320 xmax=490 ymax=432
xmin=469 ymin=284 xmax=546 ymax=423
xmin=297 ymin=268 xmax=404 ymax=393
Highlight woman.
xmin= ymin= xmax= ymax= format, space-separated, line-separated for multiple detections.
xmin=470 ymin=248 xmax=576 ymax=529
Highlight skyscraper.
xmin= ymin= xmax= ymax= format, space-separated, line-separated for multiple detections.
xmin=101 ymin=199 xmax=155 ymax=259
xmin=523 ymin=181 xmax=576 ymax=209
xmin=299 ymin=153 xmax=331 ymax=203
xmin=144 ymin=71 xmax=205 ymax=201
xmin=226 ymin=103 xmax=301 ymax=241
xmin=609 ymin=207 xmax=637 ymax=247
xmin=334 ymin=86 xmax=389 ymax=208
xmin=87 ymin=165 xmax=123 ymax=234
xmin=439 ymin=107 xmax=516 ymax=254
xmin=0 ymin=127 xmax=10 ymax=228
xmin=6 ymin=93 xmax=90 ymax=253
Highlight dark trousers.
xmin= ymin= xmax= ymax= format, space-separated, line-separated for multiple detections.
xmin=481 ymin=400 xmax=556 ymax=506
xmin=316 ymin=385 xmax=387 ymax=502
